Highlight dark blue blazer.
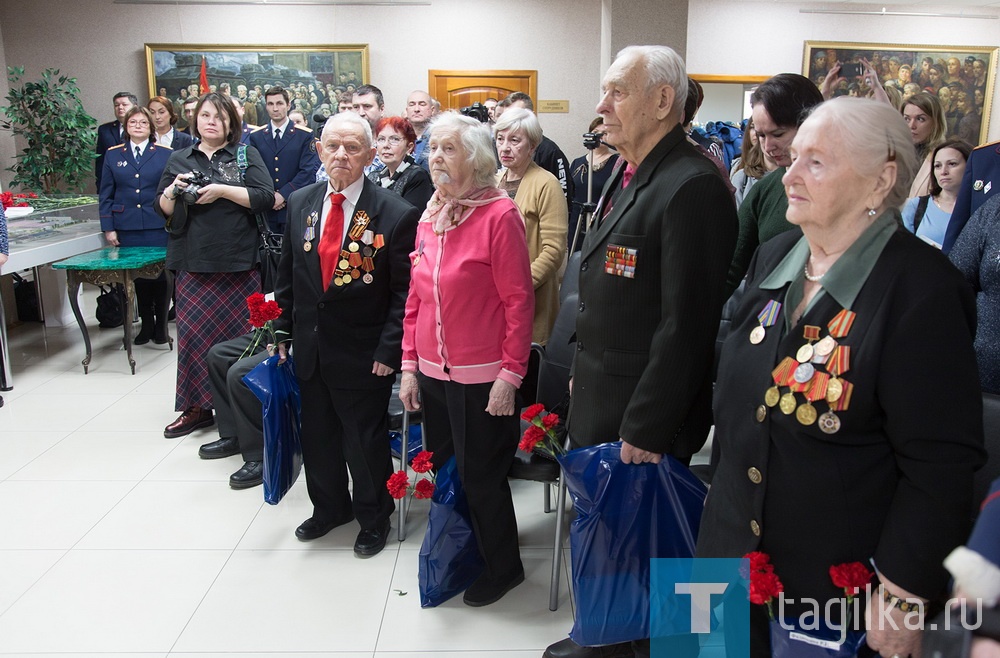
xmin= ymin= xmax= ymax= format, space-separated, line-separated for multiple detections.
xmin=163 ymin=128 xmax=193 ymax=150
xmin=943 ymin=140 xmax=1000 ymax=254
xmin=248 ymin=123 xmax=321 ymax=231
xmin=95 ymin=120 xmax=124 ymax=188
xmin=99 ymin=140 xmax=172 ymax=246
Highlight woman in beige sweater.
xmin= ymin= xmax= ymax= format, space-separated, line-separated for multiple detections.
xmin=495 ymin=108 xmax=567 ymax=345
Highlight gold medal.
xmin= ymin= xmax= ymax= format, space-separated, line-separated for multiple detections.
xmin=333 ymin=277 xmax=344 ymax=287
xmin=779 ymin=392 xmax=797 ymax=415
xmin=303 ymin=241 xmax=312 ymax=252
xmin=351 ymin=269 xmax=361 ymax=280
xmin=341 ymin=274 xmax=352 ymax=285
xmin=339 ymin=258 xmax=350 ymax=269
xmin=796 ymin=402 xmax=817 ymax=426
xmin=818 ymin=411 xmax=841 ymax=434
xmin=348 ymin=241 xmax=360 ymax=253
xmin=749 ymin=325 xmax=766 ymax=344
xmin=764 ymin=386 xmax=781 ymax=407
xmin=826 ymin=377 xmax=844 ymax=402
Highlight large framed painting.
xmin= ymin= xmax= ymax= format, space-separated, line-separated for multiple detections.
xmin=145 ymin=44 xmax=369 ymax=128
xmin=803 ymin=41 xmax=998 ymax=145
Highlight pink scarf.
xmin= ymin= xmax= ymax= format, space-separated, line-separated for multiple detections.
xmin=420 ymin=186 xmax=510 ymax=235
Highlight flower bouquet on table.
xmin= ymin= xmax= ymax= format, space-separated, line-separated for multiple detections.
xmin=556 ymin=435 xmax=708 ymax=647
xmin=240 ymin=294 xmax=299 ymax=505
xmin=746 ymin=552 xmax=871 ymax=657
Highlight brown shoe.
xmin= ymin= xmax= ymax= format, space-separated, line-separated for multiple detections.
xmin=164 ymin=407 xmax=215 ymax=439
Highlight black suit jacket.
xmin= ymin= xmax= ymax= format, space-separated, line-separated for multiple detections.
xmin=95 ymin=120 xmax=124 ymax=188
xmin=273 ymin=179 xmax=419 ymax=385
xmin=697 ymin=227 xmax=985 ymax=604
xmin=569 ymin=125 xmax=738 ymax=459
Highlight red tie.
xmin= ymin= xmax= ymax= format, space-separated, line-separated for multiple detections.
xmin=318 ymin=193 xmax=346 ymax=289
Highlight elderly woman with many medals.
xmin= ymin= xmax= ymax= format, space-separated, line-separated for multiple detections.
xmin=697 ymin=97 xmax=985 ymax=658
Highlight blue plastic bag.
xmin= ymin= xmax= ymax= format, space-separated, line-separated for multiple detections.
xmin=389 ymin=424 xmax=423 ymax=464
xmin=242 ymin=355 xmax=303 ymax=505
xmin=558 ymin=442 xmax=708 ymax=647
xmin=418 ymin=456 xmax=485 ymax=607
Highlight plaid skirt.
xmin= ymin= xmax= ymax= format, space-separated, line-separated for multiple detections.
xmin=174 ymin=270 xmax=259 ymax=411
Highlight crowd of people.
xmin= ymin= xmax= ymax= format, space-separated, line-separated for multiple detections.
xmin=69 ymin=42 xmax=1000 ymax=657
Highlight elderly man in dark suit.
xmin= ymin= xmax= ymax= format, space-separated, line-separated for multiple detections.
xmin=95 ymin=92 xmax=137 ymax=189
xmin=273 ymin=112 xmax=418 ymax=556
xmin=543 ymin=45 xmax=738 ymax=658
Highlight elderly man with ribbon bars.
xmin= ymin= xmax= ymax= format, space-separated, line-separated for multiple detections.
xmin=272 ymin=112 xmax=418 ymax=555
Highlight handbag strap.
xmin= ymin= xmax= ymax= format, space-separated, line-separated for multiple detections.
xmin=236 ymin=143 xmax=276 ymax=238
xmin=913 ymin=195 xmax=930 ymax=234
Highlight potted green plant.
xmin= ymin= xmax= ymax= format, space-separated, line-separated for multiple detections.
xmin=1 ymin=66 xmax=97 ymax=194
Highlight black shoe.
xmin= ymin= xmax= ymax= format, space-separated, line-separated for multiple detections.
xmin=229 ymin=461 xmax=263 ymax=489
xmin=543 ymin=638 xmax=634 ymax=658
xmin=463 ymin=568 xmax=525 ymax=607
xmin=164 ymin=408 xmax=214 ymax=439
xmin=134 ymin=323 xmax=154 ymax=345
xmin=353 ymin=518 xmax=391 ymax=557
xmin=295 ymin=515 xmax=354 ymax=541
xmin=198 ymin=436 xmax=240 ymax=459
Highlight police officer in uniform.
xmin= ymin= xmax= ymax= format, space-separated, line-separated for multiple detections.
xmin=249 ymin=86 xmax=321 ymax=234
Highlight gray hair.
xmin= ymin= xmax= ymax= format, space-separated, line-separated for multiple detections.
xmin=493 ymin=107 xmax=542 ymax=151
xmin=804 ymin=97 xmax=917 ymax=208
xmin=612 ymin=45 xmax=688 ymax=120
xmin=322 ymin=111 xmax=373 ymax=149
xmin=427 ymin=111 xmax=498 ymax=190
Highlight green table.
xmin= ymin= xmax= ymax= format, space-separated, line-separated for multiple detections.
xmin=53 ymin=246 xmax=171 ymax=375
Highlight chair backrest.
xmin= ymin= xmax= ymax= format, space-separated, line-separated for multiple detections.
xmin=974 ymin=392 xmax=1000 ymax=512
xmin=536 ymin=291 xmax=577 ymax=410
xmin=560 ymin=251 xmax=582 ymax=305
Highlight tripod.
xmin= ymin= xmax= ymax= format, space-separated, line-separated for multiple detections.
xmin=569 ymin=132 xmax=612 ymax=254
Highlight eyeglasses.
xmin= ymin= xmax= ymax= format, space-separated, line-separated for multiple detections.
xmin=323 ymin=141 xmax=365 ymax=155
xmin=127 ymin=120 xmax=150 ymax=127
xmin=375 ymin=135 xmax=405 ymax=146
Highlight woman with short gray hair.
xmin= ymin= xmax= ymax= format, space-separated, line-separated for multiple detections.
xmin=495 ymin=107 xmax=567 ymax=345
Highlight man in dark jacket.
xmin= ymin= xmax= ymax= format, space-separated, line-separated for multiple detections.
xmin=95 ymin=92 xmax=137 ymax=189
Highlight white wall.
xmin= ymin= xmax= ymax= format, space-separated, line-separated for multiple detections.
xmin=687 ymin=0 xmax=1000 ymax=142
xmin=0 ymin=0 xmax=608 ymax=191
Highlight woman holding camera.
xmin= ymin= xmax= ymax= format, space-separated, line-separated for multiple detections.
xmin=157 ymin=92 xmax=275 ymax=439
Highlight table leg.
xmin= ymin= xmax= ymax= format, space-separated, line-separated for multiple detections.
xmin=65 ymin=274 xmax=92 ymax=374
xmin=122 ymin=271 xmax=136 ymax=375
xmin=0 ymin=284 xmax=12 ymax=391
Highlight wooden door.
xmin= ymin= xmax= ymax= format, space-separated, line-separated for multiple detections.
xmin=428 ymin=70 xmax=537 ymax=110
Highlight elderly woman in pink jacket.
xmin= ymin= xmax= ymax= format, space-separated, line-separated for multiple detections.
xmin=399 ymin=111 xmax=534 ymax=608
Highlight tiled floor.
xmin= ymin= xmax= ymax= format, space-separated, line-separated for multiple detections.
xmin=0 ymin=301 xmax=575 ymax=657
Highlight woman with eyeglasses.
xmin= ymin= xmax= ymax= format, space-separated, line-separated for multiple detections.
xmin=367 ymin=116 xmax=434 ymax=211
xmin=99 ymin=105 xmax=174 ymax=345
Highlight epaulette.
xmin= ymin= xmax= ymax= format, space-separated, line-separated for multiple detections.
xmin=250 ymin=125 xmax=268 ymax=133
xmin=974 ymin=139 xmax=1000 ymax=151
xmin=293 ymin=124 xmax=314 ymax=134
xmin=110 ymin=143 xmax=125 ymax=150
xmin=153 ymin=143 xmax=173 ymax=150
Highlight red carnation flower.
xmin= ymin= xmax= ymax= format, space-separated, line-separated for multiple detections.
xmin=830 ymin=562 xmax=873 ymax=597
xmin=748 ymin=570 xmax=784 ymax=605
xmin=259 ymin=299 xmax=282 ymax=323
xmin=386 ymin=470 xmax=410 ymax=499
xmin=741 ymin=551 xmax=774 ymax=579
xmin=520 ymin=403 xmax=546 ymax=422
xmin=414 ymin=479 xmax=436 ymax=499
xmin=411 ymin=450 xmax=434 ymax=474
xmin=519 ymin=424 xmax=546 ymax=453
xmin=541 ymin=413 xmax=560 ymax=429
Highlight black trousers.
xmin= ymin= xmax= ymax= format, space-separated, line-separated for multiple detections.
xmin=206 ymin=334 xmax=267 ymax=461
xmin=418 ymin=375 xmax=523 ymax=581
xmin=298 ymin=372 xmax=394 ymax=530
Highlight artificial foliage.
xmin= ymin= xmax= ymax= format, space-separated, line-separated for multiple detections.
xmin=1 ymin=67 xmax=97 ymax=194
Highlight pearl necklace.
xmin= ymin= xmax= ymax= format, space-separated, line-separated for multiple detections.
xmin=803 ymin=261 xmax=825 ymax=282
